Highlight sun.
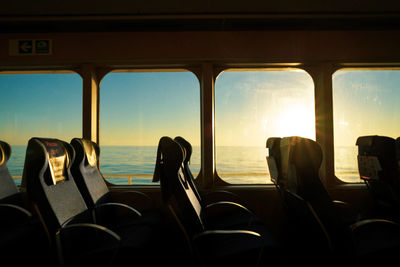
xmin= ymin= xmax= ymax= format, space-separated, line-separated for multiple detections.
xmin=277 ymin=104 xmax=315 ymax=139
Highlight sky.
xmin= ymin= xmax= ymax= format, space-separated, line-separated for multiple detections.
xmin=333 ymin=70 xmax=400 ymax=147
xmin=0 ymin=69 xmax=399 ymax=148
xmin=0 ymin=73 xmax=82 ymax=145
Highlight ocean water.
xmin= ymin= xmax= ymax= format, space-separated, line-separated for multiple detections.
xmin=7 ymin=145 xmax=360 ymax=185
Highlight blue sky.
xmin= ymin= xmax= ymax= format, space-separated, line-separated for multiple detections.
xmin=0 ymin=69 xmax=399 ymax=149
xmin=0 ymin=73 xmax=81 ymax=145
xmin=100 ymin=71 xmax=200 ymax=146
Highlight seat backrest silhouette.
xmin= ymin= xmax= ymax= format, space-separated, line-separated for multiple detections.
xmin=266 ymin=136 xmax=335 ymax=263
xmin=280 ymin=136 xmax=341 ymax=237
xmin=22 ymin=138 xmax=89 ymax=235
xmin=0 ymin=140 xmax=50 ymax=264
xmin=22 ymin=137 xmax=124 ymax=266
xmin=154 ymin=136 xmax=265 ymax=267
xmin=155 ymin=136 xmax=204 ymax=236
xmin=173 ymin=136 xmax=265 ymax=230
xmin=266 ymin=137 xmax=282 ymax=186
xmin=356 ymin=135 xmax=400 ymax=217
xmin=0 ymin=140 xmax=21 ymax=205
xmin=173 ymin=136 xmax=203 ymax=204
xmin=70 ymin=138 xmax=110 ymax=207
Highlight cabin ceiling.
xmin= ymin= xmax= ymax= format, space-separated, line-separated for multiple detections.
xmin=1 ymin=0 xmax=400 ymax=32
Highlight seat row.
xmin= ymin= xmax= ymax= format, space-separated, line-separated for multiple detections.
xmin=1 ymin=136 xmax=281 ymax=266
xmin=1 ymin=137 xmax=168 ymax=267
xmin=154 ymin=136 xmax=283 ymax=267
xmin=266 ymin=135 xmax=400 ymax=267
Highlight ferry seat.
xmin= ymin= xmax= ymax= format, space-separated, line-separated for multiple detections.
xmin=173 ymin=136 xmax=264 ymax=229
xmin=22 ymin=137 xmax=158 ymax=266
xmin=154 ymin=136 xmax=273 ymax=267
xmin=0 ymin=140 xmax=49 ymax=265
xmin=174 ymin=136 xmax=243 ymax=206
xmin=277 ymin=136 xmax=360 ymax=265
xmin=266 ymin=136 xmax=335 ymax=265
xmin=69 ymin=138 xmax=162 ymax=226
xmin=266 ymin=137 xmax=282 ymax=187
xmin=356 ymin=135 xmax=400 ymax=219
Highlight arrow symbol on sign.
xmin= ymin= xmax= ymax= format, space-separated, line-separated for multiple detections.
xmin=19 ymin=40 xmax=33 ymax=53
xmin=20 ymin=42 xmax=32 ymax=52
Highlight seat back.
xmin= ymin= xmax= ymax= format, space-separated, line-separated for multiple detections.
xmin=280 ymin=136 xmax=340 ymax=240
xmin=154 ymin=136 xmax=204 ymax=236
xmin=174 ymin=136 xmax=203 ymax=204
xmin=0 ymin=141 xmax=20 ymax=204
xmin=356 ymin=135 xmax=397 ymax=184
xmin=0 ymin=140 xmax=52 ymax=265
xmin=266 ymin=137 xmax=333 ymax=260
xmin=266 ymin=137 xmax=282 ymax=186
xmin=22 ymin=138 xmax=89 ymax=235
xmin=70 ymin=138 xmax=109 ymax=208
xmin=356 ymin=135 xmax=400 ymax=213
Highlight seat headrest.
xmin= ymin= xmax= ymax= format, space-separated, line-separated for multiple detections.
xmin=154 ymin=137 xmax=185 ymax=178
xmin=174 ymin=136 xmax=192 ymax=165
xmin=71 ymin=138 xmax=99 ymax=167
xmin=33 ymin=138 xmax=72 ymax=185
xmin=280 ymin=136 xmax=322 ymax=194
xmin=356 ymin=135 xmax=396 ymax=182
xmin=153 ymin=136 xmax=186 ymax=201
xmin=0 ymin=141 xmax=11 ymax=167
xmin=290 ymin=137 xmax=322 ymax=174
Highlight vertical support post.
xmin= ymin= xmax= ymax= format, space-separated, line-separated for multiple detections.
xmin=198 ymin=63 xmax=215 ymax=188
xmin=80 ymin=65 xmax=100 ymax=144
xmin=306 ymin=63 xmax=338 ymax=186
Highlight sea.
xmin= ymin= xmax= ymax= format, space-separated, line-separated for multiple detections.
xmin=7 ymin=145 xmax=360 ymax=185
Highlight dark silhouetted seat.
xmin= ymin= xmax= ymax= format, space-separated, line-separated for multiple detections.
xmin=356 ymin=135 xmax=400 ymax=220
xmin=154 ymin=136 xmax=280 ymax=267
xmin=173 ymin=136 xmax=264 ymax=230
xmin=69 ymin=138 xmax=162 ymax=226
xmin=0 ymin=140 xmax=49 ymax=266
xmin=266 ymin=137 xmax=335 ymax=266
xmin=267 ymin=136 xmax=361 ymax=266
xmin=22 ymin=137 xmax=159 ymax=266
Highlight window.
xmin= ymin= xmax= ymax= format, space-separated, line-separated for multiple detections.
xmin=100 ymin=70 xmax=200 ymax=185
xmin=333 ymin=69 xmax=400 ymax=183
xmin=215 ymin=69 xmax=315 ymax=184
xmin=0 ymin=72 xmax=82 ymax=185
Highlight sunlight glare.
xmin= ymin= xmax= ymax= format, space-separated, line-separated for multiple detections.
xmin=277 ymin=104 xmax=315 ymax=139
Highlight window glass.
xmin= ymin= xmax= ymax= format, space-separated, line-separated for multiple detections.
xmin=215 ymin=69 xmax=315 ymax=184
xmin=0 ymin=72 xmax=82 ymax=185
xmin=100 ymin=71 xmax=200 ymax=185
xmin=333 ymin=70 xmax=400 ymax=183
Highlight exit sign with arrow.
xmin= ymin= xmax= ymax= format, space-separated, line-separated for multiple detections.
xmin=9 ymin=39 xmax=52 ymax=55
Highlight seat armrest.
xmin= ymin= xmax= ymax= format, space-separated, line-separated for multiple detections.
xmin=333 ymin=200 xmax=361 ymax=225
xmin=109 ymin=190 xmax=154 ymax=212
xmin=192 ymin=230 xmax=263 ymax=267
xmin=93 ymin=202 xmax=142 ymax=229
xmin=0 ymin=203 xmax=32 ymax=226
xmin=203 ymin=201 xmax=255 ymax=228
xmin=56 ymin=223 xmax=121 ymax=267
xmin=201 ymin=190 xmax=243 ymax=206
xmin=350 ymin=219 xmax=400 ymax=265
